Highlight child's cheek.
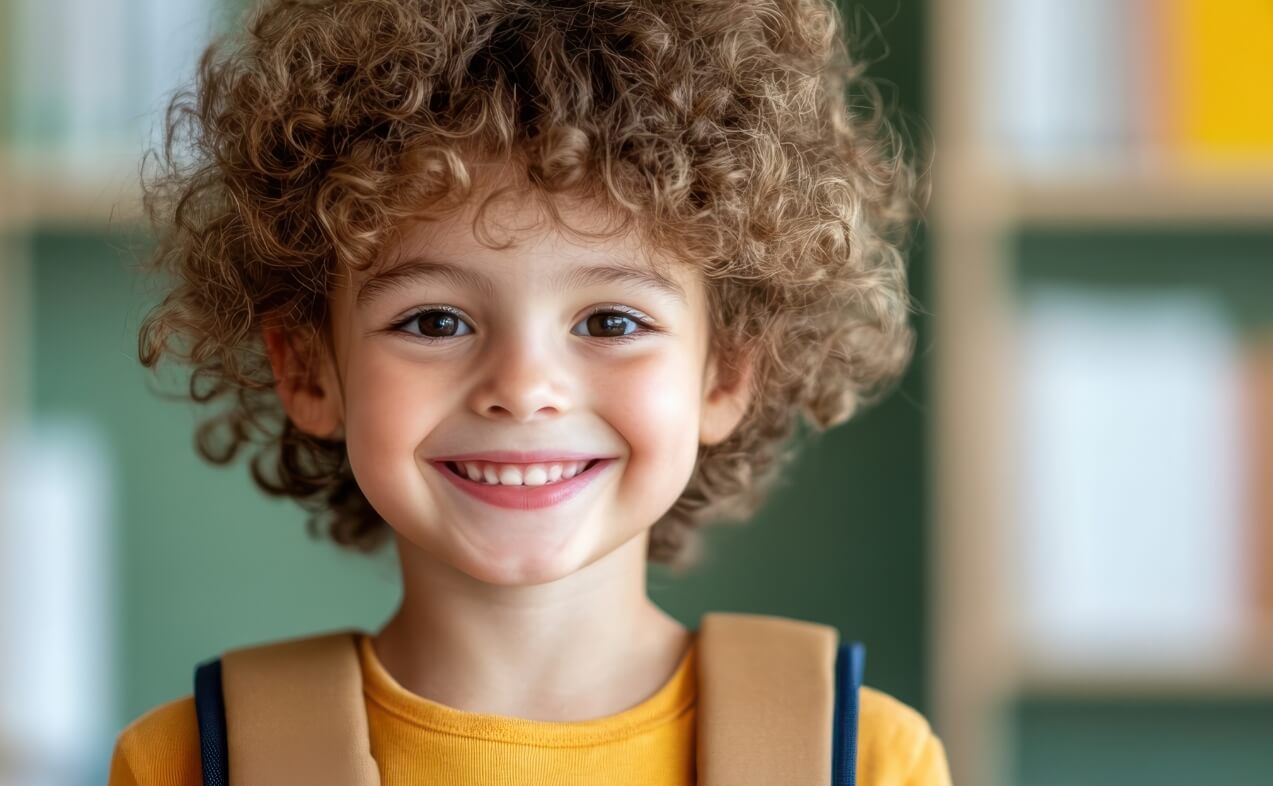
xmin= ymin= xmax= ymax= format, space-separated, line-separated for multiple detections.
xmin=593 ymin=348 xmax=703 ymax=512
xmin=340 ymin=345 xmax=459 ymax=521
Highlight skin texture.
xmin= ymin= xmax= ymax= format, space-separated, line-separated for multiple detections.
xmin=264 ymin=161 xmax=752 ymax=721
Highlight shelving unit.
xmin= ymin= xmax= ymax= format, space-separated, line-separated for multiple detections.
xmin=929 ymin=1 xmax=1273 ymax=785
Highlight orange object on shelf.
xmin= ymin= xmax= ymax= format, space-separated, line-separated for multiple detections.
xmin=1241 ymin=333 xmax=1273 ymax=649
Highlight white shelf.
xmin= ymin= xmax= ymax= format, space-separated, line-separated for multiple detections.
xmin=937 ymin=163 xmax=1273 ymax=228
xmin=997 ymin=173 xmax=1273 ymax=226
xmin=0 ymin=148 xmax=145 ymax=232
xmin=1008 ymin=626 xmax=1273 ymax=700
xmin=1011 ymin=657 xmax=1273 ymax=701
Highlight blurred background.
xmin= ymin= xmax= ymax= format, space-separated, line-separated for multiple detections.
xmin=1 ymin=0 xmax=1271 ymax=784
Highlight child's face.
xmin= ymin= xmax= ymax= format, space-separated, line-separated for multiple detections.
xmin=268 ymin=165 xmax=750 ymax=586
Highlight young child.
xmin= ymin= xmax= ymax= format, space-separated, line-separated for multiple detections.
xmin=108 ymin=0 xmax=949 ymax=783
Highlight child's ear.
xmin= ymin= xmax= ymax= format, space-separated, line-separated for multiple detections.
xmin=263 ymin=325 xmax=344 ymax=439
xmin=699 ymin=347 xmax=754 ymax=446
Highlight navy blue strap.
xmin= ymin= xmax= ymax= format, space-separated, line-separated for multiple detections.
xmin=194 ymin=657 xmax=229 ymax=786
xmin=832 ymin=641 xmax=866 ymax=786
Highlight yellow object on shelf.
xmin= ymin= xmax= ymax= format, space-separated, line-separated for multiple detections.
xmin=1167 ymin=0 xmax=1273 ymax=167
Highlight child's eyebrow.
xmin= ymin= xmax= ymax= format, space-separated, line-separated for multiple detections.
xmin=355 ymin=256 xmax=688 ymax=307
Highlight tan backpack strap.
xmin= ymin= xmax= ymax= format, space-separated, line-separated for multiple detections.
xmin=696 ymin=612 xmax=838 ymax=786
xmin=221 ymin=630 xmax=380 ymax=786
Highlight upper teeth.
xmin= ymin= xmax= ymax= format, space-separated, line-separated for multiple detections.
xmin=453 ymin=461 xmax=591 ymax=486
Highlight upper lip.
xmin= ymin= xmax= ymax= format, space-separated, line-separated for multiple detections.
xmin=431 ymin=450 xmax=610 ymax=464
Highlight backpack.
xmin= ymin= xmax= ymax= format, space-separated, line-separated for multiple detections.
xmin=193 ymin=612 xmax=865 ymax=786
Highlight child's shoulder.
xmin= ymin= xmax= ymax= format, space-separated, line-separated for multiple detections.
xmin=107 ymin=695 xmax=202 ymax=786
xmin=858 ymin=685 xmax=952 ymax=786
xmin=103 ymin=666 xmax=951 ymax=786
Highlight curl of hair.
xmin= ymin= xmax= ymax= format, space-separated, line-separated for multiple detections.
xmin=139 ymin=0 xmax=926 ymax=569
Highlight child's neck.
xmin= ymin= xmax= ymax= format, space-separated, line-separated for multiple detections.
xmin=371 ymin=533 xmax=692 ymax=722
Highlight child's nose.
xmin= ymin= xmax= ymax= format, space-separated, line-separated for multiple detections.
xmin=465 ymin=333 xmax=573 ymax=423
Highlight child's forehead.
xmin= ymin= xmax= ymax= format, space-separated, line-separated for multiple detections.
xmin=384 ymin=204 xmax=647 ymax=272
xmin=326 ymin=184 xmax=703 ymax=316
xmin=364 ymin=159 xmax=688 ymax=283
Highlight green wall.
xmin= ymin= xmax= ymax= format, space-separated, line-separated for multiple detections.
xmin=1011 ymin=696 xmax=1273 ymax=786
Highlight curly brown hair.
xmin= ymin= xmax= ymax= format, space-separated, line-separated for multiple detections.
xmin=138 ymin=0 xmax=924 ymax=570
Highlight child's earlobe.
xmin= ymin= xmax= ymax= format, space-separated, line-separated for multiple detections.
xmin=699 ymin=352 xmax=754 ymax=446
xmin=263 ymin=326 xmax=344 ymax=439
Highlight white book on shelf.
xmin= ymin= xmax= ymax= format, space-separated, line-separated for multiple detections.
xmin=10 ymin=0 xmax=131 ymax=169
xmin=9 ymin=0 xmax=214 ymax=177
xmin=0 ymin=418 xmax=117 ymax=784
xmin=1012 ymin=286 xmax=1249 ymax=673
xmin=982 ymin=0 xmax=1139 ymax=176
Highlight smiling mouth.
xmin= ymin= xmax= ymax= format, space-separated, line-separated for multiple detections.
xmin=442 ymin=459 xmax=602 ymax=487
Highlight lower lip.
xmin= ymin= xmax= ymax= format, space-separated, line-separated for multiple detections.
xmin=433 ymin=459 xmax=615 ymax=510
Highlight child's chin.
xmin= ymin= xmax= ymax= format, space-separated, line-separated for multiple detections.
xmin=456 ymin=555 xmax=583 ymax=587
xmin=450 ymin=538 xmax=598 ymax=587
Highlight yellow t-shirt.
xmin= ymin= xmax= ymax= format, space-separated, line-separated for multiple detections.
xmin=107 ymin=633 xmax=952 ymax=785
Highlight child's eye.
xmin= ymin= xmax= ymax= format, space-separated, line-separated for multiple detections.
xmin=571 ymin=307 xmax=655 ymax=341
xmin=390 ymin=307 xmax=474 ymax=340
